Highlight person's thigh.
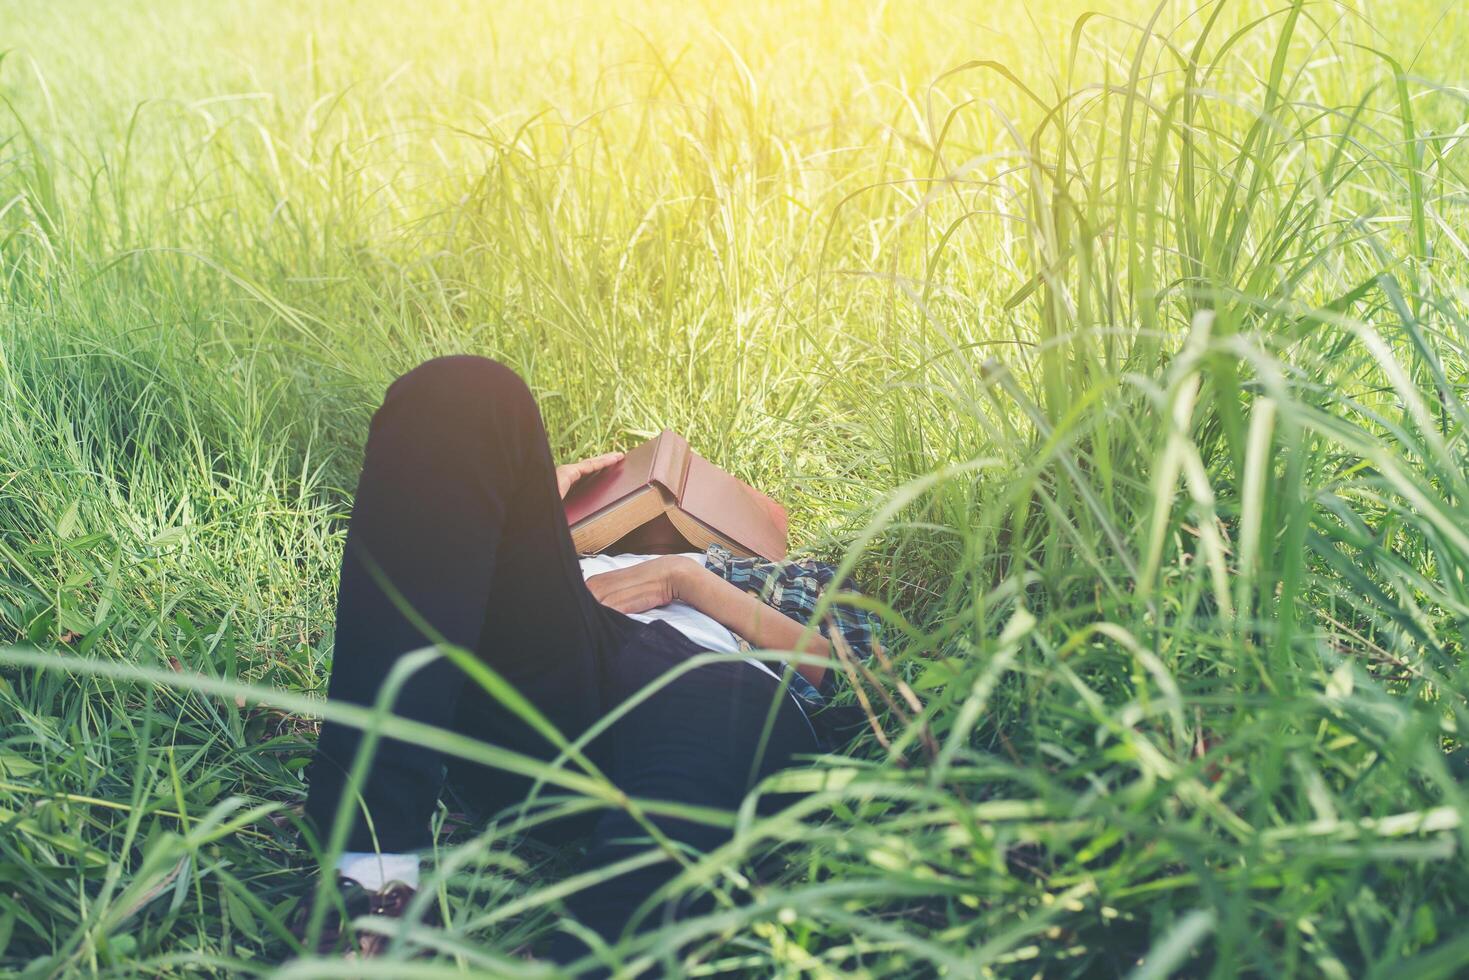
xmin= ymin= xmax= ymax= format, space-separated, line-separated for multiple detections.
xmin=444 ymin=606 xmax=631 ymax=831
xmin=444 ymin=451 xmax=632 ymax=820
xmin=562 ymin=621 xmax=818 ymax=945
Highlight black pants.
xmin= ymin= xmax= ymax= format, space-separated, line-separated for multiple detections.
xmin=303 ymin=356 xmax=817 ymax=948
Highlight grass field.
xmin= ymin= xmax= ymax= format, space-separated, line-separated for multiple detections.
xmin=4 ymin=0 xmax=1469 ymax=974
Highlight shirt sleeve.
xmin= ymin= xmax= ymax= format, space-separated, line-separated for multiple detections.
xmin=703 ymin=544 xmax=881 ymax=704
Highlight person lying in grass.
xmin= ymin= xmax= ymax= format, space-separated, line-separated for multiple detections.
xmin=297 ymin=356 xmax=876 ymax=963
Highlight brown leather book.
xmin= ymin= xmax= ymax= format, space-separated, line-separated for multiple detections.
xmin=562 ymin=430 xmax=788 ymax=560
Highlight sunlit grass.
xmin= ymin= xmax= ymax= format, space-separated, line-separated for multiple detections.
xmin=3 ymin=0 xmax=1469 ymax=974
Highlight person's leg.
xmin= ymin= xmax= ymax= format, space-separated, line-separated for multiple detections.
xmin=304 ymin=355 xmax=617 ymax=854
xmin=554 ymin=621 xmax=819 ymax=962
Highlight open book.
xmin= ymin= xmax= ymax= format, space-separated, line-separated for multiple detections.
xmin=562 ymin=430 xmax=788 ymax=561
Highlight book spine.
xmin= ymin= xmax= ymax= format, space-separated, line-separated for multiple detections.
xmin=671 ymin=435 xmax=691 ymax=500
xmin=651 ymin=429 xmax=692 ymax=502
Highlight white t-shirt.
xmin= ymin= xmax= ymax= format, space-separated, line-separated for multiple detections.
xmin=577 ymin=552 xmax=788 ymax=686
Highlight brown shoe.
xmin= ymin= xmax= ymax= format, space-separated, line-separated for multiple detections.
xmin=293 ymin=875 xmax=439 ymax=958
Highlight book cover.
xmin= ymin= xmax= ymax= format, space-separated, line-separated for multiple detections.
xmin=562 ymin=430 xmax=788 ymax=560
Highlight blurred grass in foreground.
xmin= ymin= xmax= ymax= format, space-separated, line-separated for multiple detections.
xmin=3 ymin=0 xmax=1469 ymax=974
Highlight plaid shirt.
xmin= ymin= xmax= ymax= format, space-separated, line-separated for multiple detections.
xmin=702 ymin=544 xmax=878 ymax=707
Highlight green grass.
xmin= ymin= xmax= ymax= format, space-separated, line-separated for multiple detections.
xmin=3 ymin=0 xmax=1469 ymax=974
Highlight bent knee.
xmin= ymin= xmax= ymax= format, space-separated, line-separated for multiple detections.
xmin=384 ymin=355 xmax=534 ymax=415
xmin=392 ymin=355 xmax=528 ymax=397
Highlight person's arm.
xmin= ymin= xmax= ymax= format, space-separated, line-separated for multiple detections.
xmin=585 ymin=556 xmax=829 ymax=688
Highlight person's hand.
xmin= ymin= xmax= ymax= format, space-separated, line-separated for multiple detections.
xmin=585 ymin=556 xmax=702 ymax=614
xmin=555 ymin=451 xmax=624 ymax=499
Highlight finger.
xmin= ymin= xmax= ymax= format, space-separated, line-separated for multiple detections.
xmin=560 ymin=453 xmax=622 ymax=494
xmin=585 ymin=573 xmax=657 ymax=612
xmin=585 ymin=572 xmax=611 ymax=600
xmin=599 ymin=586 xmax=659 ymax=614
xmin=585 ymin=570 xmax=631 ymax=601
xmin=574 ymin=452 xmax=623 ymax=477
